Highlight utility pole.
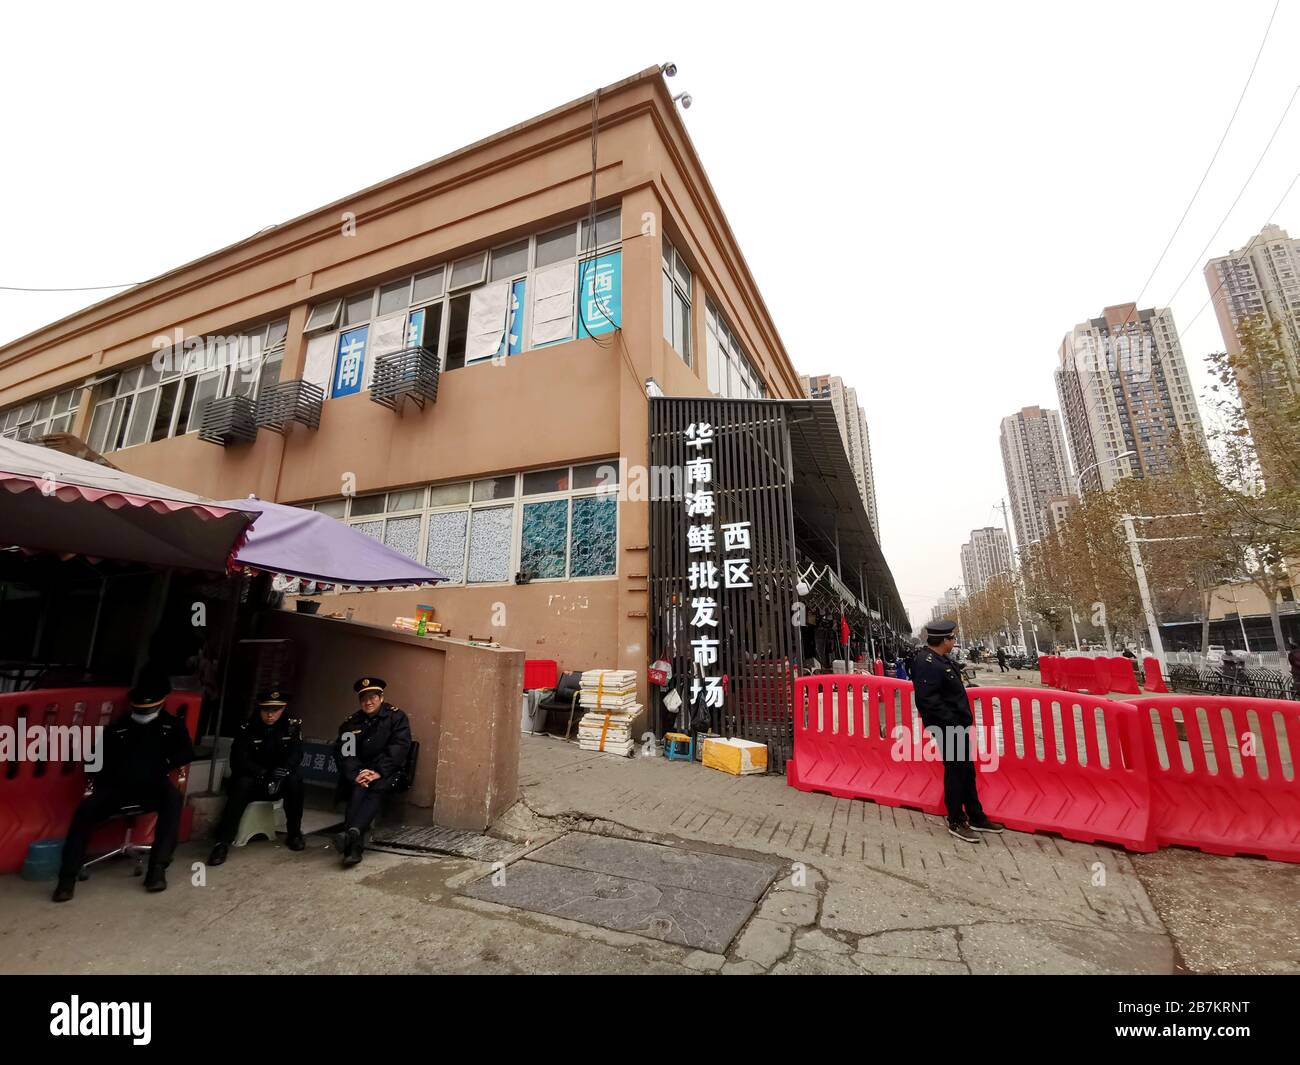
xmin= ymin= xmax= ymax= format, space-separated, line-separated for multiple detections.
xmin=996 ymin=498 xmax=1034 ymax=655
xmin=1121 ymin=513 xmax=1166 ymax=673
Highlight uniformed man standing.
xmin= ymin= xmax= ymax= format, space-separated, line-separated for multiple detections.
xmin=207 ymin=690 xmax=306 ymax=866
xmin=333 ymin=677 xmax=412 ymax=867
xmin=911 ymin=621 xmax=1004 ymax=844
xmin=53 ymin=672 xmax=195 ymax=901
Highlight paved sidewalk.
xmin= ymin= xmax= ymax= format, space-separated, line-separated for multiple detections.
xmin=517 ymin=735 xmax=1169 ymax=973
xmin=1 ymin=730 xmax=1294 ymax=974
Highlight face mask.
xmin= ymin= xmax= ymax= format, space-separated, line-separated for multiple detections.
xmin=130 ymin=710 xmax=161 ymax=725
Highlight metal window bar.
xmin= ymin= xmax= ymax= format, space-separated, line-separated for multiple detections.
xmin=198 ymin=395 xmax=257 ymax=446
xmin=255 ymin=380 xmax=324 ymax=433
xmin=370 ymin=346 xmax=440 ymax=412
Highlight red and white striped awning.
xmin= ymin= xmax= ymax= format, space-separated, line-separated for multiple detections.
xmin=0 ymin=436 xmax=256 ymax=572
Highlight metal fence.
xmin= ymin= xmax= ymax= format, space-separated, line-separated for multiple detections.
xmin=1165 ymin=663 xmax=1298 ymax=701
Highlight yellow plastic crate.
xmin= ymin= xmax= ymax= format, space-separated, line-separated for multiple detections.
xmin=702 ymin=736 xmax=768 ymax=776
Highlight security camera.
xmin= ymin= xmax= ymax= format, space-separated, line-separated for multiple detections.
xmin=673 ymin=92 xmax=693 ymax=110
xmin=660 ymin=61 xmax=677 ymax=77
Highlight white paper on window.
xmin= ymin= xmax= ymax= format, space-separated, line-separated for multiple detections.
xmin=364 ymin=314 xmax=406 ymax=388
xmin=465 ymin=282 xmax=510 ymax=363
xmin=303 ymin=333 xmax=336 ymax=393
xmin=531 ymin=262 xmax=575 ymax=346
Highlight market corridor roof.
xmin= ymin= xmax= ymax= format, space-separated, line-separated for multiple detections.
xmin=784 ymin=398 xmax=905 ymax=624
xmin=0 ymin=436 xmax=256 ymax=571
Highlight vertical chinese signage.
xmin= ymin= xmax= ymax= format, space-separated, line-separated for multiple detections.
xmin=332 ymin=325 xmax=369 ymax=398
xmin=683 ymin=420 xmax=753 ymax=724
xmin=578 ymin=251 xmax=621 ymax=338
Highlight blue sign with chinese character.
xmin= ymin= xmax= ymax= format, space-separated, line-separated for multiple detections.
xmin=578 ymin=251 xmax=621 ymax=338
xmin=332 ymin=326 xmax=369 ymax=398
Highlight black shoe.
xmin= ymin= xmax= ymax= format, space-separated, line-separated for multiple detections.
xmin=144 ymin=865 xmax=168 ymax=892
xmin=970 ymin=818 xmax=1006 ymax=834
xmin=207 ymin=843 xmax=229 ymax=866
xmin=52 ymin=878 xmax=76 ymax=903
xmin=286 ymin=832 xmax=306 ymax=852
xmin=948 ymin=822 xmax=981 ymax=843
xmin=342 ymin=827 xmax=364 ymax=867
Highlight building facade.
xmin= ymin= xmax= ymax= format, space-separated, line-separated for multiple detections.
xmin=1204 ymin=224 xmax=1300 ymax=479
xmin=1205 ymin=223 xmax=1300 ymax=390
xmin=798 ymin=374 xmax=880 ymax=539
xmin=0 ymin=69 xmax=906 ymax=723
xmin=1040 ymin=494 xmax=1076 ymax=538
xmin=1055 ymin=303 xmax=1204 ymax=493
xmin=960 ymin=527 xmax=1011 ymax=595
xmin=999 ymin=405 xmax=1074 ymax=549
xmin=929 ymin=586 xmax=963 ymax=624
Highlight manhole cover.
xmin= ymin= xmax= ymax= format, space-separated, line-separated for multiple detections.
xmin=460 ymin=833 xmax=780 ymax=952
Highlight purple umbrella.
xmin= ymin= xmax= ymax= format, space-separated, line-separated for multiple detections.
xmin=218 ymin=496 xmax=445 ymax=588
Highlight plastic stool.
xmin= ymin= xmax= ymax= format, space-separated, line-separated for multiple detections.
xmin=234 ymin=800 xmax=286 ymax=847
xmin=664 ymin=732 xmax=694 ymax=762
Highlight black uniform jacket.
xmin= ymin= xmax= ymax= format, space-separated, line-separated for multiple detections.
xmin=231 ymin=713 xmax=303 ymax=780
xmin=911 ymin=648 xmax=972 ymax=728
xmin=99 ymin=710 xmax=195 ymax=795
xmin=334 ymin=702 xmax=412 ymax=793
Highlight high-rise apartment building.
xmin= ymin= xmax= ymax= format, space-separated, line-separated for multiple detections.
xmin=1204 ymin=224 xmax=1300 ymax=460
xmin=1040 ymin=495 xmax=1076 ymax=538
xmin=999 ymin=405 xmax=1074 ymax=548
xmin=1055 ymin=303 xmax=1204 ymax=493
xmin=929 ymin=586 xmax=964 ymax=623
xmin=960 ymin=527 xmax=1012 ymax=595
xmin=799 ymin=374 xmax=879 ymax=538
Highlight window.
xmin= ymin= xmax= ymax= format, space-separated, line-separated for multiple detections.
xmin=84 ymin=318 xmax=287 ymax=454
xmin=580 ymin=209 xmax=620 ymax=251
xmin=662 ymin=237 xmax=692 ymax=364
xmin=705 ymin=303 xmax=766 ymax=400
xmin=0 ymin=385 xmax=81 ymax=441
xmin=302 ymin=204 xmax=623 ymax=387
xmin=489 ymin=240 xmax=529 ymax=282
xmin=305 ymin=299 xmax=341 ymax=334
xmin=309 ymin=462 xmax=619 ymax=585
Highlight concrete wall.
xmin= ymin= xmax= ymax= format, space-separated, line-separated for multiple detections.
xmin=258 ymin=611 xmax=522 ymax=831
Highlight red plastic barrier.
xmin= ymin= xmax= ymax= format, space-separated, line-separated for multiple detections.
xmin=1142 ymin=657 xmax=1168 ymax=693
xmin=788 ymin=675 xmax=945 ymax=815
xmin=1105 ymin=657 xmax=1142 ymax=695
xmin=1064 ymin=656 xmax=1109 ymax=694
xmin=1039 ymin=656 xmax=1057 ymax=687
xmin=0 ymin=688 xmax=200 ymax=874
xmin=787 ymin=675 xmax=1155 ymax=851
xmin=966 ymin=686 xmax=1153 ymax=851
xmin=1133 ymin=693 xmax=1300 ymax=862
xmin=872 ymin=659 xmax=884 ymax=677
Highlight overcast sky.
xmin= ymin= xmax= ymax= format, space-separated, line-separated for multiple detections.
xmin=3 ymin=1 xmax=1298 ymax=625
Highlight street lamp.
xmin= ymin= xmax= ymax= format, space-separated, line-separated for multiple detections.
xmin=1076 ymin=450 xmax=1137 ymax=492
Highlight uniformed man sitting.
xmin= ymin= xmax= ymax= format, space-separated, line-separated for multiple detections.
xmin=333 ymin=677 xmax=412 ymax=867
xmin=911 ymin=621 xmax=1005 ymax=844
xmin=207 ymin=690 xmax=306 ymax=866
xmin=53 ymin=672 xmax=195 ymax=902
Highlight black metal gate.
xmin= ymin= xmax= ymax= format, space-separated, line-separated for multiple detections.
xmin=648 ymin=397 xmax=801 ymax=770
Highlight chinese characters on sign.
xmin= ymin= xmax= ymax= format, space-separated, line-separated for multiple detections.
xmin=684 ymin=421 xmax=753 ymax=719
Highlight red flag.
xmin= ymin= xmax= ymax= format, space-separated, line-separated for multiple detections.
xmin=840 ymin=613 xmax=850 ymax=647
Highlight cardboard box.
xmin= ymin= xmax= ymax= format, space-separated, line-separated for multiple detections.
xmin=702 ymin=736 xmax=768 ymax=776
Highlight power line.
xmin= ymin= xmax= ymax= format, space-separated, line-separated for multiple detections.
xmin=0 ymin=282 xmax=143 ymax=292
xmin=1131 ymin=0 xmax=1281 ymax=313
xmin=1101 ymin=1 xmax=1282 ymax=342
xmin=1161 ymin=80 xmax=1300 ymax=309
xmin=1179 ymin=163 xmax=1300 ymax=336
